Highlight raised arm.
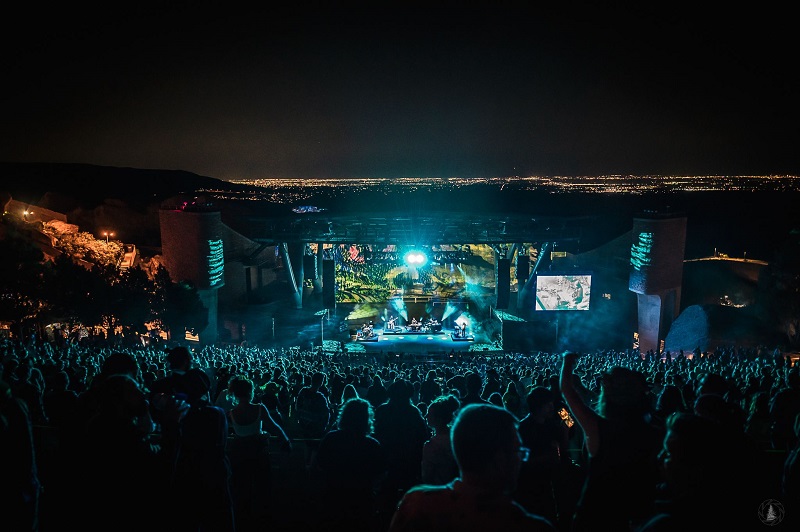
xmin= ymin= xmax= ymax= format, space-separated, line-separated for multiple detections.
xmin=260 ymin=404 xmax=293 ymax=451
xmin=559 ymin=351 xmax=600 ymax=457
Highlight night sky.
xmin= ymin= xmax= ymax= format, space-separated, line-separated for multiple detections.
xmin=3 ymin=4 xmax=798 ymax=181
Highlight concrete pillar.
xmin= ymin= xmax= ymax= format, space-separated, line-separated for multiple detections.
xmin=288 ymin=242 xmax=305 ymax=309
xmin=629 ymin=212 xmax=687 ymax=354
xmin=313 ymin=242 xmax=323 ymax=294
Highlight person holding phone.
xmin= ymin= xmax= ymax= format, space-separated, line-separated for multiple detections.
xmin=559 ymin=351 xmax=662 ymax=532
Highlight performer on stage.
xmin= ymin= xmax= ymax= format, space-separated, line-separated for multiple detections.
xmin=386 ymin=316 xmax=397 ymax=331
xmin=361 ymin=322 xmax=374 ymax=338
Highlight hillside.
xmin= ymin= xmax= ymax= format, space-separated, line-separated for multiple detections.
xmin=0 ymin=161 xmax=237 ymax=209
xmin=0 ymin=162 xmax=253 ymax=249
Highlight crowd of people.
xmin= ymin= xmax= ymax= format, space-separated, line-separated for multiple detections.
xmin=2 ymin=336 xmax=799 ymax=531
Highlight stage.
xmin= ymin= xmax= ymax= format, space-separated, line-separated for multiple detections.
xmin=344 ymin=325 xmax=490 ymax=355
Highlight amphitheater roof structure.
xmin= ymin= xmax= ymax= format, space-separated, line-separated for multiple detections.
xmin=228 ymin=210 xmax=598 ymax=246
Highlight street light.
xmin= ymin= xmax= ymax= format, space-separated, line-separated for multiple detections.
xmin=103 ymin=231 xmax=114 ymax=243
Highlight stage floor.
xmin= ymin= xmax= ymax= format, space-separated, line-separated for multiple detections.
xmin=343 ymin=326 xmax=491 ymax=354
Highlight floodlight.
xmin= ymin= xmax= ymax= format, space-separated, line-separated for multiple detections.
xmin=403 ymin=250 xmax=428 ymax=267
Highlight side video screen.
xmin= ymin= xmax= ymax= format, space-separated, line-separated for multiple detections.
xmin=534 ymin=273 xmax=591 ymax=311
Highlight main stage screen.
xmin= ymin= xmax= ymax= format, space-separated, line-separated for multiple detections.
xmin=333 ymin=243 xmax=498 ymax=303
xmin=534 ymin=272 xmax=592 ymax=311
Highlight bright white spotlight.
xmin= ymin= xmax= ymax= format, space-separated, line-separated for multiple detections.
xmin=403 ymin=250 xmax=428 ymax=267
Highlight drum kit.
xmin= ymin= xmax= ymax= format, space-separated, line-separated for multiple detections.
xmin=357 ymin=322 xmax=375 ymax=339
xmin=426 ymin=318 xmax=442 ymax=333
xmin=405 ymin=317 xmax=441 ymax=333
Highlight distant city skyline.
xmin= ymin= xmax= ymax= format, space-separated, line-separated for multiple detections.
xmin=203 ymin=173 xmax=800 ymax=264
xmin=221 ymin=174 xmax=800 ymax=198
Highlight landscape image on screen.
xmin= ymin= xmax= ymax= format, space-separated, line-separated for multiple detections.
xmin=534 ymin=273 xmax=592 ymax=311
xmin=333 ymin=243 xmax=499 ymax=303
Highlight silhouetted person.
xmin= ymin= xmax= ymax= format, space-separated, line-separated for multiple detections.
xmin=374 ymin=378 xmax=431 ymax=529
xmin=227 ymin=374 xmax=292 ymax=531
xmin=421 ymin=394 xmax=460 ymax=485
xmin=43 ymin=370 xmax=78 ymax=430
xmin=40 ymin=369 xmax=78 ymax=525
xmin=171 ymin=368 xmax=236 ymax=532
xmin=650 ymin=384 xmax=688 ymax=433
xmin=150 ymin=345 xmax=194 ymax=398
xmin=460 ymin=371 xmax=489 ymax=406
xmin=743 ymin=390 xmax=773 ymax=450
xmin=74 ymin=351 xmax=143 ymax=431
xmin=11 ymin=359 xmax=48 ymax=426
xmin=295 ymin=371 xmax=332 ymax=467
xmin=515 ymin=385 xmax=573 ymax=528
xmin=0 ymin=378 xmax=41 ymax=532
xmin=259 ymin=379 xmax=286 ymax=427
xmin=694 ymin=370 xmax=730 ymax=397
xmin=636 ymin=412 xmax=760 ymax=531
xmin=782 ymin=412 xmax=800 ymax=529
xmin=483 ymin=367 xmax=502 ymax=398
xmin=81 ymin=374 xmax=182 ymax=531
xmin=388 ymin=403 xmax=557 ymax=532
xmin=419 ymin=369 xmax=442 ymax=406
xmin=346 ymin=381 xmax=361 ymax=401
xmin=366 ymin=374 xmax=388 ymax=408
xmin=770 ymin=366 xmax=800 ymax=451
xmin=502 ymin=380 xmax=523 ymax=418
xmin=560 ymin=351 xmax=662 ymax=532
xmin=311 ymin=397 xmax=388 ymax=532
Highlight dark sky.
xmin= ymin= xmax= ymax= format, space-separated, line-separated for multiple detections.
xmin=2 ymin=4 xmax=798 ymax=181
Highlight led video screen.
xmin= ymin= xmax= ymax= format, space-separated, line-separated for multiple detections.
xmin=534 ymin=272 xmax=591 ymax=311
xmin=332 ymin=243 xmax=498 ymax=303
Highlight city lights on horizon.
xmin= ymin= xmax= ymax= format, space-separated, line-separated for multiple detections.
xmin=202 ymin=174 xmax=800 ymax=205
xmin=224 ymin=174 xmax=800 ymax=189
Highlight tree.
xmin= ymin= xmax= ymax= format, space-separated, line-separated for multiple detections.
xmin=40 ymin=254 xmax=93 ymax=325
xmin=0 ymin=230 xmax=49 ymax=338
xmin=43 ymin=224 xmax=123 ymax=268
xmin=160 ymin=277 xmax=208 ymax=342
xmin=2 ymin=212 xmax=213 ymax=344
xmin=114 ymin=266 xmax=160 ymax=339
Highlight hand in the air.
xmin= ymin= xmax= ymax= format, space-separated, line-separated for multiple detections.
xmin=561 ymin=351 xmax=580 ymax=368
